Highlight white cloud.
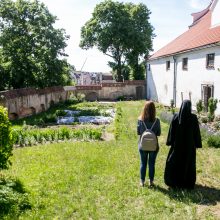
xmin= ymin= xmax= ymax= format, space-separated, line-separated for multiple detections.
xmin=189 ymin=0 xmax=211 ymax=10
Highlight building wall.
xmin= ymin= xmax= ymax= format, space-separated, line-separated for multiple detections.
xmin=148 ymin=46 xmax=220 ymax=114
xmin=212 ymin=0 xmax=220 ymax=27
xmin=147 ymin=57 xmax=174 ymax=106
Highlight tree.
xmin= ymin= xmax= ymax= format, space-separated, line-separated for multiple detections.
xmin=80 ymin=0 xmax=154 ymax=81
xmin=125 ymin=3 xmax=154 ymax=80
xmin=0 ymin=106 xmax=13 ymax=169
xmin=0 ymin=0 xmax=71 ymax=89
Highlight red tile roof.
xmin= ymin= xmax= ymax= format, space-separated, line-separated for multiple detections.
xmin=150 ymin=10 xmax=220 ymax=60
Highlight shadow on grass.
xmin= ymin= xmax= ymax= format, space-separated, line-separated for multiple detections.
xmin=154 ymin=184 xmax=220 ymax=205
xmin=0 ymin=175 xmax=31 ymax=218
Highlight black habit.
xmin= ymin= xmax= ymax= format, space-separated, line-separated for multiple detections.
xmin=164 ymin=100 xmax=202 ymax=189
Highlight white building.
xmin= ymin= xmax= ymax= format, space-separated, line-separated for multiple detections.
xmin=147 ymin=0 xmax=220 ymax=113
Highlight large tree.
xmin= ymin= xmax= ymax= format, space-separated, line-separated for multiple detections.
xmin=80 ymin=0 xmax=154 ymax=81
xmin=0 ymin=0 xmax=71 ymax=90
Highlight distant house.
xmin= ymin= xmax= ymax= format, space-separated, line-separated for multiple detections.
xmin=72 ymin=71 xmax=115 ymax=85
xmin=101 ymin=74 xmax=115 ymax=83
xmin=147 ymin=0 xmax=220 ymax=113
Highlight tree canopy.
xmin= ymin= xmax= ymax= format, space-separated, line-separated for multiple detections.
xmin=0 ymin=0 xmax=71 ymax=90
xmin=80 ymin=0 xmax=154 ymax=81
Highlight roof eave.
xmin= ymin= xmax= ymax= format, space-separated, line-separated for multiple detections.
xmin=148 ymin=42 xmax=220 ymax=61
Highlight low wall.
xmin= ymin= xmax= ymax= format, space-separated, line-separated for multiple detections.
xmin=0 ymin=87 xmax=68 ymax=119
xmin=0 ymin=81 xmax=146 ymax=119
xmin=75 ymin=80 xmax=146 ymax=101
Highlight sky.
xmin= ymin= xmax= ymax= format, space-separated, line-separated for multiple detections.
xmin=40 ymin=0 xmax=211 ymax=73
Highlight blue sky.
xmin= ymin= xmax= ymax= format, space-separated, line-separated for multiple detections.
xmin=41 ymin=0 xmax=211 ymax=72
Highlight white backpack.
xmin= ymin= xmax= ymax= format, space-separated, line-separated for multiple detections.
xmin=139 ymin=119 xmax=158 ymax=151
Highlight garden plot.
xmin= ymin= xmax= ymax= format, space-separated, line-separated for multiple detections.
xmin=11 ymin=102 xmax=117 ymax=147
xmin=57 ymin=109 xmax=115 ymax=125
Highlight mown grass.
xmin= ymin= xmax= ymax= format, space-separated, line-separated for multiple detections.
xmin=1 ymin=101 xmax=220 ymax=219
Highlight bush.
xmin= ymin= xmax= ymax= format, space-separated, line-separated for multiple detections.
xmin=200 ymin=115 xmax=208 ymax=124
xmin=117 ymin=96 xmax=126 ymax=101
xmin=0 ymin=106 xmax=13 ymax=169
xmin=207 ymin=135 xmax=220 ymax=148
xmin=0 ymin=176 xmax=31 ymax=218
xmin=66 ymin=93 xmax=85 ymax=104
xmin=208 ymin=98 xmax=218 ymax=122
xmin=160 ymin=111 xmax=173 ymax=124
xmin=196 ymin=100 xmax=203 ymax=114
xmin=55 ymin=110 xmax=67 ymax=117
xmin=42 ymin=114 xmax=57 ymax=123
xmin=212 ymin=122 xmax=220 ymax=130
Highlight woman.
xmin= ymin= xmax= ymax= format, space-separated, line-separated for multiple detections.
xmin=164 ymin=100 xmax=202 ymax=189
xmin=137 ymin=101 xmax=161 ymax=187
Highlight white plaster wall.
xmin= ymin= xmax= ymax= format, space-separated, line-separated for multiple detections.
xmin=148 ymin=46 xmax=220 ymax=114
xmin=148 ymin=57 xmax=174 ymax=106
xmin=176 ymin=47 xmax=220 ymax=114
xmin=212 ymin=0 xmax=220 ymax=28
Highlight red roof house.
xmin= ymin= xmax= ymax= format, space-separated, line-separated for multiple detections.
xmin=150 ymin=0 xmax=220 ymax=60
xmin=147 ymin=0 xmax=220 ymax=114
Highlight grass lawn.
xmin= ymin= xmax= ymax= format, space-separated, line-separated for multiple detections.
xmin=1 ymin=101 xmax=220 ymax=219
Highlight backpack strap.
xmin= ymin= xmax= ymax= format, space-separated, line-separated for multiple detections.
xmin=143 ymin=121 xmax=148 ymax=131
xmin=150 ymin=118 xmax=158 ymax=130
xmin=143 ymin=118 xmax=157 ymax=131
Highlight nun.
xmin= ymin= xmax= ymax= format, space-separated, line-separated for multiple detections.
xmin=164 ymin=100 xmax=202 ymax=189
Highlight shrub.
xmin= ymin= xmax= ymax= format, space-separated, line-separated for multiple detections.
xmin=76 ymin=93 xmax=86 ymax=102
xmin=207 ymin=135 xmax=220 ymax=148
xmin=200 ymin=115 xmax=208 ymax=124
xmin=212 ymin=122 xmax=220 ymax=130
xmin=0 ymin=176 xmax=31 ymax=217
xmin=42 ymin=114 xmax=57 ymax=123
xmin=208 ymin=98 xmax=218 ymax=122
xmin=160 ymin=111 xmax=173 ymax=124
xmin=117 ymin=96 xmax=126 ymax=101
xmin=196 ymin=100 xmax=203 ymax=114
xmin=55 ymin=110 xmax=67 ymax=117
xmin=0 ymin=106 xmax=13 ymax=169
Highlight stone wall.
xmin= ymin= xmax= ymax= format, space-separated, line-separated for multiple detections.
xmin=75 ymin=80 xmax=146 ymax=101
xmin=0 ymin=87 xmax=68 ymax=119
xmin=0 ymin=81 xmax=146 ymax=119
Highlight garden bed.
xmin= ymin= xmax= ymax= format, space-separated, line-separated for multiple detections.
xmin=11 ymin=101 xmax=116 ymax=147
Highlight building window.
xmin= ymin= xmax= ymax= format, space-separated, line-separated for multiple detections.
xmin=182 ymin=58 xmax=188 ymax=70
xmin=206 ymin=53 xmax=215 ymax=68
xmin=166 ymin=61 xmax=170 ymax=71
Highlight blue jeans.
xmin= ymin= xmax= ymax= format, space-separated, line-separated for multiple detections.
xmin=139 ymin=150 xmax=158 ymax=182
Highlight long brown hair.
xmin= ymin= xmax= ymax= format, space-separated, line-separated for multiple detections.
xmin=139 ymin=101 xmax=156 ymax=122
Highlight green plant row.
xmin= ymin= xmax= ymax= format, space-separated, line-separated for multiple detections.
xmin=114 ymin=105 xmax=123 ymax=140
xmin=12 ymin=126 xmax=102 ymax=147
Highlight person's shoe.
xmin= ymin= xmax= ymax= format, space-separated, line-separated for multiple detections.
xmin=140 ymin=180 xmax=145 ymax=187
xmin=149 ymin=181 xmax=155 ymax=188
